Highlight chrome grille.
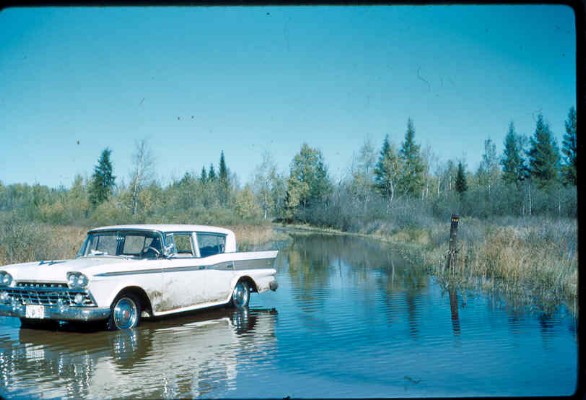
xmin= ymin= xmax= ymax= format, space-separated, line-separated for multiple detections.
xmin=17 ymin=282 xmax=68 ymax=289
xmin=5 ymin=283 xmax=95 ymax=306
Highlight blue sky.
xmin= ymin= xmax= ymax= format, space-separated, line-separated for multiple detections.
xmin=0 ymin=5 xmax=576 ymax=188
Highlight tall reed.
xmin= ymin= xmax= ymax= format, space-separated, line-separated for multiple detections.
xmin=427 ymin=216 xmax=577 ymax=305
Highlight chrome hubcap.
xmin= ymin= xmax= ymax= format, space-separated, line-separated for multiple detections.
xmin=113 ymin=298 xmax=138 ymax=329
xmin=232 ymin=282 xmax=249 ymax=309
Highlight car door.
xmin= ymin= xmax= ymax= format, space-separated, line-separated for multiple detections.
xmin=114 ymin=231 xmax=165 ymax=311
xmin=160 ymin=232 xmax=232 ymax=313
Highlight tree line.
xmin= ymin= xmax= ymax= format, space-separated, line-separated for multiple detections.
xmin=0 ymin=107 xmax=576 ymax=232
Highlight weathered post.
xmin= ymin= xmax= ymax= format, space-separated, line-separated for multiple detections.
xmin=448 ymin=287 xmax=461 ymax=336
xmin=446 ymin=214 xmax=459 ymax=269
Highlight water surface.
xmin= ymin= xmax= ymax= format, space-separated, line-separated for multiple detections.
xmin=0 ymin=233 xmax=577 ymax=398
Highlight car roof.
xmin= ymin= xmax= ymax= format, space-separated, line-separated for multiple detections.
xmin=89 ymin=224 xmax=234 ymax=236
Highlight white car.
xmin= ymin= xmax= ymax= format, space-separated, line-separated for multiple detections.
xmin=0 ymin=224 xmax=278 ymax=330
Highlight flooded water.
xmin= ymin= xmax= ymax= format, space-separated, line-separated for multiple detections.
xmin=0 ymin=232 xmax=578 ymax=398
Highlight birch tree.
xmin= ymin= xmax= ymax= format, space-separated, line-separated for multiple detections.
xmin=477 ymin=138 xmax=500 ymax=195
xmin=252 ymin=152 xmax=285 ymax=220
xmin=129 ymin=139 xmax=155 ymax=216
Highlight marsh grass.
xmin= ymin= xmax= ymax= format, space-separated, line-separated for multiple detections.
xmin=427 ymin=217 xmax=577 ymax=309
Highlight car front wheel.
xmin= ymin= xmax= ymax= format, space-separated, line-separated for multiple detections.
xmin=230 ymin=280 xmax=250 ymax=309
xmin=107 ymin=293 xmax=141 ymax=330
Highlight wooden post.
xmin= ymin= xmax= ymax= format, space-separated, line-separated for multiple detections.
xmin=448 ymin=287 xmax=461 ymax=336
xmin=447 ymin=214 xmax=459 ymax=269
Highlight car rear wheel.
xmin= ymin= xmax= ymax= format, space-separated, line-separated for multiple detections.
xmin=107 ymin=293 xmax=141 ymax=330
xmin=230 ymin=280 xmax=250 ymax=309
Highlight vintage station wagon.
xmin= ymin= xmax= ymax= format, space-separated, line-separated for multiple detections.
xmin=0 ymin=224 xmax=278 ymax=330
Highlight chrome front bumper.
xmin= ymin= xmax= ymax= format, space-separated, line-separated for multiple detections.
xmin=0 ymin=303 xmax=111 ymax=322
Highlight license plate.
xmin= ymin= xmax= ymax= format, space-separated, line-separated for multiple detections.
xmin=25 ymin=305 xmax=45 ymax=319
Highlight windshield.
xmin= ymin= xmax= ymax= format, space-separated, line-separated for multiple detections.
xmin=77 ymin=230 xmax=164 ymax=259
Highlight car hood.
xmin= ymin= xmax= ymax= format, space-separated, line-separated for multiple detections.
xmin=0 ymin=257 xmax=134 ymax=283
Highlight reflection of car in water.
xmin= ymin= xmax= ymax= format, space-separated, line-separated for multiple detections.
xmin=0 ymin=308 xmax=277 ymax=399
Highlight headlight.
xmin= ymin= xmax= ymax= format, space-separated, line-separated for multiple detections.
xmin=67 ymin=272 xmax=89 ymax=289
xmin=0 ymin=271 xmax=13 ymax=287
xmin=0 ymin=291 xmax=10 ymax=304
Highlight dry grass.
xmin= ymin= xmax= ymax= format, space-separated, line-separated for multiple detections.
xmin=428 ymin=217 xmax=577 ymax=307
xmin=0 ymin=222 xmax=88 ymax=265
xmin=0 ymin=221 xmax=285 ymax=265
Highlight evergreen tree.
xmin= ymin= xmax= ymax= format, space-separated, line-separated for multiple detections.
xmin=501 ymin=122 xmax=526 ymax=185
xmin=218 ymin=151 xmax=230 ymax=205
xmin=219 ymin=151 xmax=228 ymax=183
xmin=88 ymin=148 xmax=116 ymax=207
xmin=373 ymin=135 xmax=401 ymax=201
xmin=455 ymin=162 xmax=468 ymax=194
xmin=398 ymin=119 xmax=425 ymax=197
xmin=527 ymin=114 xmax=560 ymax=188
xmin=208 ymin=164 xmax=217 ymax=181
xmin=561 ymin=106 xmax=577 ymax=185
xmin=200 ymin=166 xmax=208 ymax=183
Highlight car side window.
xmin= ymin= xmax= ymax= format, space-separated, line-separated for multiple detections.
xmin=173 ymin=233 xmax=195 ymax=257
xmin=122 ymin=233 xmax=162 ymax=258
xmin=85 ymin=232 xmax=118 ymax=256
xmin=197 ymin=233 xmax=226 ymax=257
xmin=123 ymin=235 xmax=148 ymax=256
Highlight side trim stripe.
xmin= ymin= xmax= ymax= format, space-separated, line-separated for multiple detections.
xmin=95 ymin=260 xmax=274 ymax=277
xmin=95 ymin=269 xmax=165 ymax=277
